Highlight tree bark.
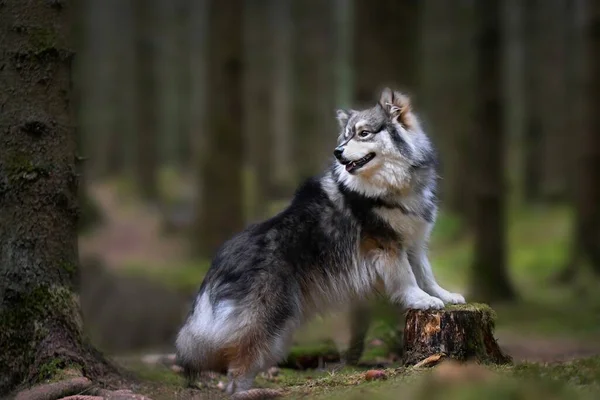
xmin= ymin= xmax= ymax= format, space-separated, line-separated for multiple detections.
xmin=402 ymin=305 xmax=511 ymax=366
xmin=468 ymin=0 xmax=516 ymax=303
xmin=0 ymin=0 xmax=114 ymax=395
xmin=194 ymin=0 xmax=244 ymax=257
xmin=135 ymin=0 xmax=159 ymax=200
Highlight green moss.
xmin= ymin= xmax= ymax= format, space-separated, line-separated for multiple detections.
xmin=27 ymin=27 xmax=57 ymax=52
xmin=0 ymin=285 xmax=84 ymax=390
xmin=5 ymin=151 xmax=50 ymax=182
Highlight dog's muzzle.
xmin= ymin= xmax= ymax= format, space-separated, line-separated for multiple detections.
xmin=333 ymin=146 xmax=345 ymax=161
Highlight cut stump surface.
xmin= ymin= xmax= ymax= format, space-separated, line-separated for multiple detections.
xmin=402 ymin=303 xmax=511 ymax=366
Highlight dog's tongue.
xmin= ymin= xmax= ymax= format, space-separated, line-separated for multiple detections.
xmin=346 ymin=162 xmax=355 ymax=172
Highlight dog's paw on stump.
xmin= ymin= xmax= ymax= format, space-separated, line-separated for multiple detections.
xmin=402 ymin=303 xmax=511 ymax=366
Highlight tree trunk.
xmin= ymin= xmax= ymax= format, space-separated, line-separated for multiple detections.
xmin=135 ymin=0 xmax=159 ymax=200
xmin=353 ymin=0 xmax=421 ymax=104
xmin=0 ymin=0 xmax=114 ymax=395
xmin=402 ymin=305 xmax=511 ymax=366
xmin=270 ymin=0 xmax=295 ymax=199
xmin=194 ymin=0 xmax=244 ymax=258
xmin=291 ymin=0 xmax=336 ymax=181
xmin=574 ymin=0 xmax=600 ymax=275
xmin=420 ymin=0 xmax=476 ymax=218
xmin=469 ymin=0 xmax=516 ymax=303
xmin=522 ymin=0 xmax=569 ymax=203
xmin=177 ymin=0 xmax=192 ymax=170
xmin=554 ymin=0 xmax=589 ymax=283
xmin=244 ymin=0 xmax=274 ymax=222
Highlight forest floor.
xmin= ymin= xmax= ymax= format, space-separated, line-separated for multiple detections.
xmin=77 ymin=180 xmax=600 ymax=399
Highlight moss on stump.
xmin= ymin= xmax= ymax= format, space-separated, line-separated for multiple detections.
xmin=402 ymin=303 xmax=511 ymax=366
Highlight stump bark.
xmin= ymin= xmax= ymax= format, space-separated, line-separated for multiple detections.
xmin=402 ymin=304 xmax=511 ymax=366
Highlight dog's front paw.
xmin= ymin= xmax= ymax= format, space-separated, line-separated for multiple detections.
xmin=401 ymin=288 xmax=444 ymax=310
xmin=428 ymin=286 xmax=466 ymax=305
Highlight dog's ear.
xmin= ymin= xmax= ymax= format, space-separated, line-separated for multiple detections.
xmin=379 ymin=88 xmax=413 ymax=127
xmin=336 ymin=109 xmax=352 ymax=130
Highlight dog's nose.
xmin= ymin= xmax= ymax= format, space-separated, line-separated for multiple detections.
xmin=333 ymin=146 xmax=344 ymax=160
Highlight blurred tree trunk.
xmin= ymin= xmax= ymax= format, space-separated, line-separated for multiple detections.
xmin=554 ymin=0 xmax=592 ymax=283
xmin=106 ymin=0 xmax=133 ymax=177
xmin=177 ymin=0 xmax=192 ymax=169
xmin=573 ymin=0 xmax=600 ymax=275
xmin=271 ymin=0 xmax=294 ymax=198
xmin=346 ymin=0 xmax=421 ymax=365
xmin=189 ymin=0 xmax=208 ymax=178
xmin=135 ymin=0 xmax=159 ymax=200
xmin=420 ymin=0 xmax=476 ymax=219
xmin=292 ymin=0 xmax=336 ymax=180
xmin=0 ymin=0 xmax=114 ymax=394
xmin=244 ymin=0 xmax=274 ymax=221
xmin=195 ymin=0 xmax=244 ymax=257
xmin=523 ymin=0 xmax=569 ymax=203
xmin=354 ymin=0 xmax=420 ymax=103
xmin=504 ymin=0 xmax=526 ymax=205
xmin=469 ymin=0 xmax=516 ymax=303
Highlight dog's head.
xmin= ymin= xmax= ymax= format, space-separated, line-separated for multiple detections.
xmin=333 ymin=88 xmax=434 ymax=196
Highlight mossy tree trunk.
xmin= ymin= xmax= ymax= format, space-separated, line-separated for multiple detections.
xmin=0 ymin=0 xmax=114 ymax=395
xmin=194 ymin=0 xmax=244 ymax=257
xmin=402 ymin=305 xmax=511 ymax=366
xmin=469 ymin=0 xmax=516 ymax=303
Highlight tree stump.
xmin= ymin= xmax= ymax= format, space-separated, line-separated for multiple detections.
xmin=402 ymin=304 xmax=511 ymax=366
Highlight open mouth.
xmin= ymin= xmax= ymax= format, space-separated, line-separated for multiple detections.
xmin=342 ymin=153 xmax=375 ymax=173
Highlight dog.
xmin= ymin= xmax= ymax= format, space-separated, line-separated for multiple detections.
xmin=175 ymin=88 xmax=466 ymax=395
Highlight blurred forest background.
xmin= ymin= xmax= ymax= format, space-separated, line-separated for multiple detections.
xmin=71 ymin=0 xmax=600 ymax=365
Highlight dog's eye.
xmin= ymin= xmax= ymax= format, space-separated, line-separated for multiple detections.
xmin=358 ymin=131 xmax=371 ymax=138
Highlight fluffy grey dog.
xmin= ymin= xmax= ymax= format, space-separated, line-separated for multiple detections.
xmin=176 ymin=88 xmax=465 ymax=396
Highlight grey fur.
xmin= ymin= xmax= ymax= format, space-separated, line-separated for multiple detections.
xmin=175 ymin=88 xmax=465 ymax=396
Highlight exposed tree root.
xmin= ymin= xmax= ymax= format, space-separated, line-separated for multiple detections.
xmin=14 ymin=377 xmax=92 ymax=400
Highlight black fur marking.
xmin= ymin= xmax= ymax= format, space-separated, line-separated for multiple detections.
xmin=388 ymin=124 xmax=412 ymax=157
